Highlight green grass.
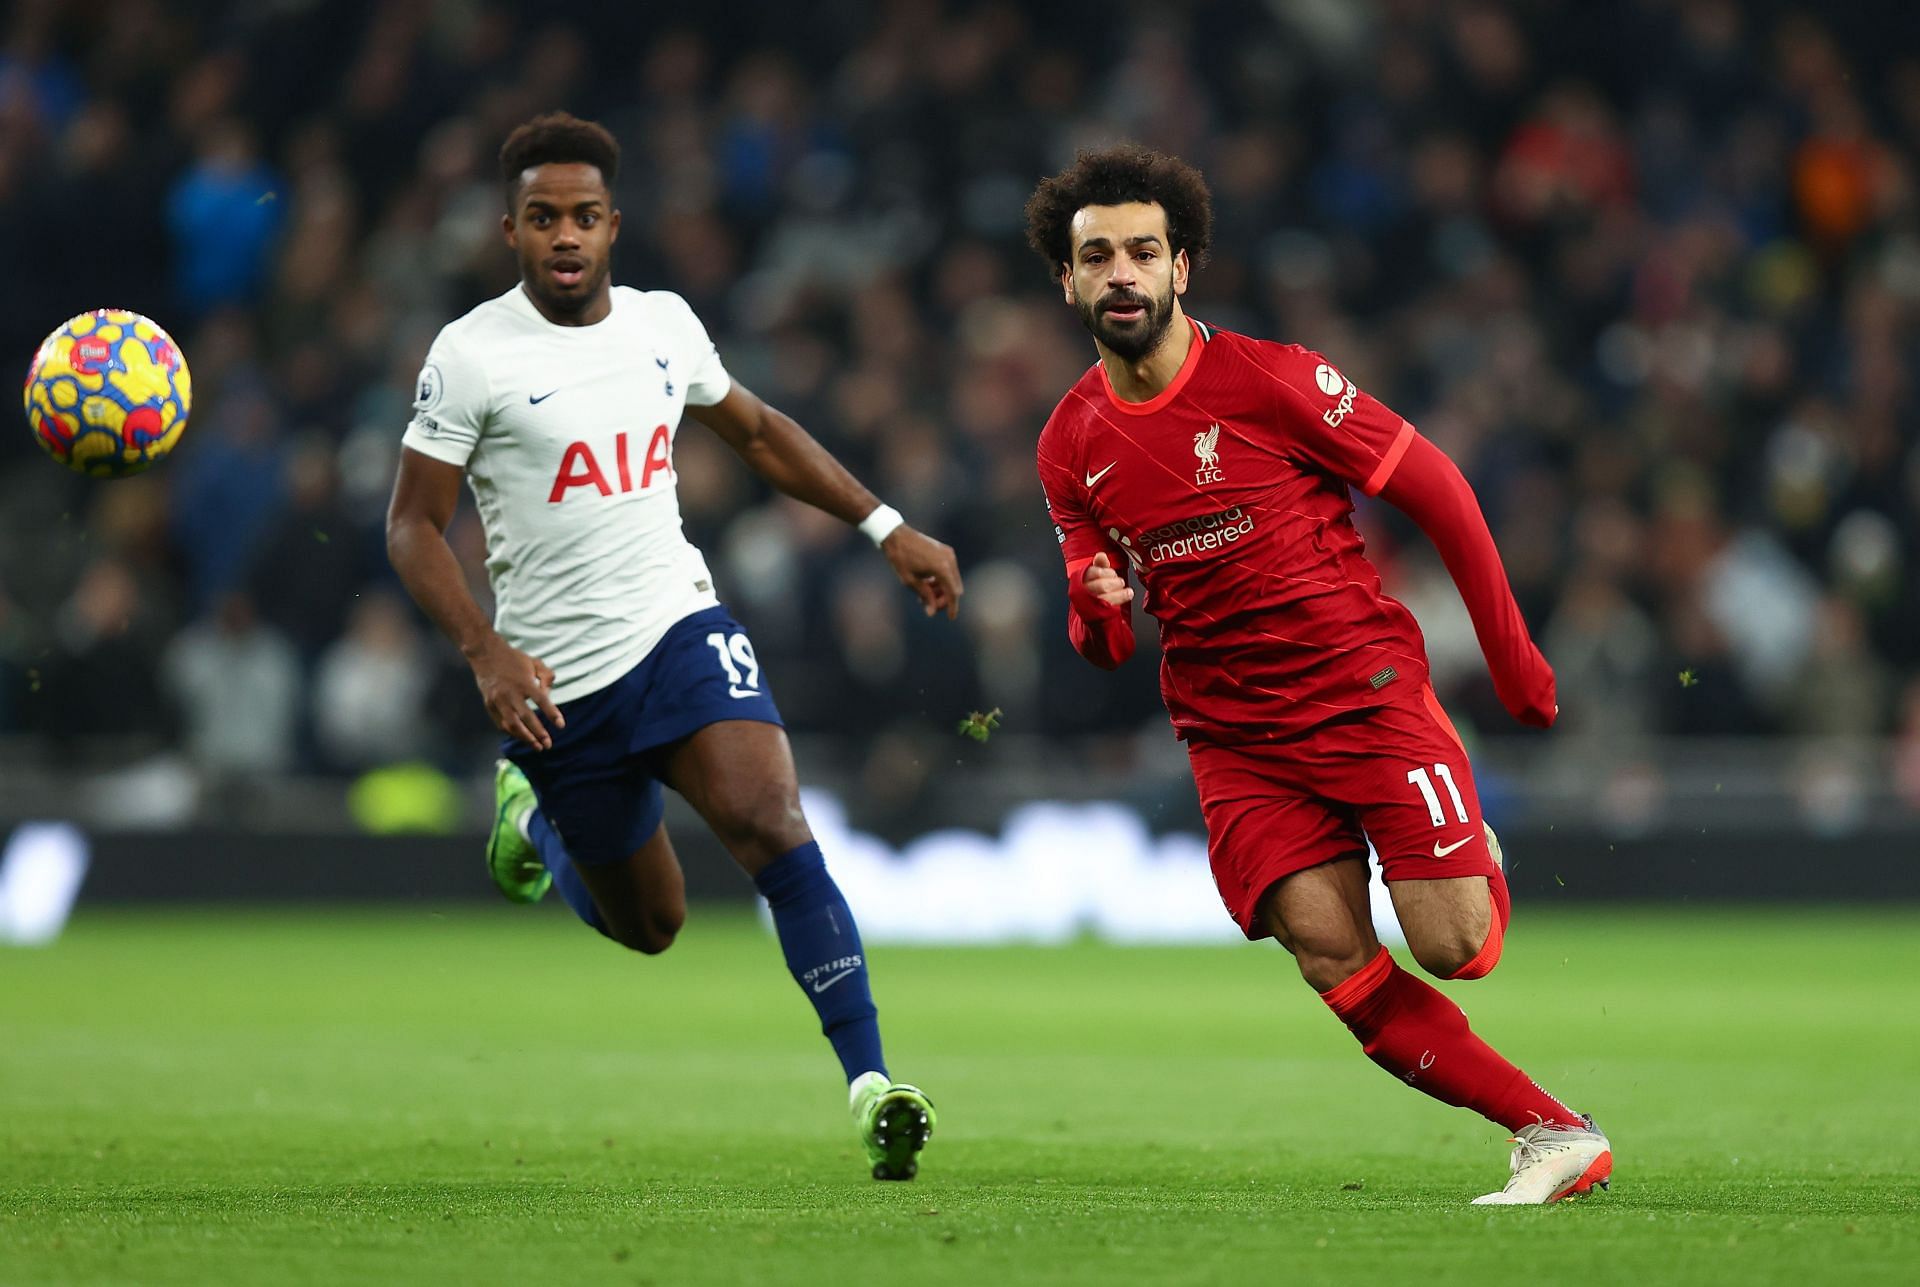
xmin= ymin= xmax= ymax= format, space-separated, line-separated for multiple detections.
xmin=3 ymin=904 xmax=1916 ymax=1285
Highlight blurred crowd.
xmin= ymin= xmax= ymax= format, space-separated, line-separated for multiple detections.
xmin=4 ymin=0 xmax=1920 ymax=805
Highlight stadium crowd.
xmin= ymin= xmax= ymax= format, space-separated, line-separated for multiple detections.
xmin=3 ymin=0 xmax=1920 ymax=805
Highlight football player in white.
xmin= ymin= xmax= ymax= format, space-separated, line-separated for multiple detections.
xmin=387 ymin=113 xmax=958 ymax=1180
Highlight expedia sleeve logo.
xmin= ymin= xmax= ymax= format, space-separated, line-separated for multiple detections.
xmin=1316 ymin=362 xmax=1359 ymax=428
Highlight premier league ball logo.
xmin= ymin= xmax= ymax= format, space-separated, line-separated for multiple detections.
xmin=23 ymin=309 xmax=192 ymax=478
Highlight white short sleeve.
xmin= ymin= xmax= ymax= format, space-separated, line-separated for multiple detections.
xmin=402 ymin=335 xmax=490 ymax=466
xmin=665 ymin=294 xmax=732 ymax=407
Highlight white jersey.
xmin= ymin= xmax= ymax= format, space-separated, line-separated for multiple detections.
xmin=403 ymin=284 xmax=731 ymax=703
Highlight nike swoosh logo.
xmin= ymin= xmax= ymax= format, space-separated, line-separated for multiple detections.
xmin=1085 ymin=461 xmax=1118 ymax=487
xmin=1433 ymin=836 xmax=1473 ymax=858
xmin=528 ymin=390 xmax=559 ymax=404
xmin=809 ymin=968 xmax=858 ymax=994
xmin=655 ymin=357 xmax=670 ymax=369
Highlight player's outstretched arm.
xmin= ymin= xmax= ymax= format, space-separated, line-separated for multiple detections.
xmin=1064 ymin=553 xmax=1135 ymax=669
xmin=689 ymin=384 xmax=963 ymax=619
xmin=1375 ymin=434 xmax=1556 ymax=727
xmin=386 ymin=447 xmax=565 ymax=749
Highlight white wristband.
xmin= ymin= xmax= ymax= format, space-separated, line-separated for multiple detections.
xmin=859 ymin=503 xmax=905 ymax=546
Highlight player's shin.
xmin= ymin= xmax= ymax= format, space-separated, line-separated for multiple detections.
xmin=528 ymin=810 xmax=611 ymax=938
xmin=1319 ymin=947 xmax=1579 ymax=1132
xmin=754 ymin=841 xmax=887 ymax=1082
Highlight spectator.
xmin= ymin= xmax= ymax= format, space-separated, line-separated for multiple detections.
xmin=0 ymin=0 xmax=1914 ymax=784
xmin=35 ymin=556 xmax=174 ymax=756
xmin=161 ymin=591 xmax=300 ymax=777
xmin=165 ymin=117 xmax=282 ymax=315
xmin=248 ymin=438 xmax=367 ymax=660
xmin=167 ymin=377 xmax=288 ymax=611
xmin=310 ymin=592 xmax=433 ymax=772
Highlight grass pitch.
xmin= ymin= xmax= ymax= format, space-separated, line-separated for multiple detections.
xmin=3 ymin=903 xmax=1916 ymax=1285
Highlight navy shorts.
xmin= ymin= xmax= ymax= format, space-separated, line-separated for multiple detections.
xmin=502 ymin=605 xmax=783 ymax=867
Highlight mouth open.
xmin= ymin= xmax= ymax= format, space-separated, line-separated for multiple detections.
xmin=1103 ymin=299 xmax=1147 ymax=322
xmin=549 ymin=258 xmax=586 ymax=288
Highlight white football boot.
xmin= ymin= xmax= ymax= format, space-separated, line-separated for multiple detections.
xmin=1471 ymin=1116 xmax=1612 ymax=1205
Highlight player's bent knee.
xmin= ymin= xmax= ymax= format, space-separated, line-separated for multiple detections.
xmin=1291 ymin=943 xmax=1378 ymax=994
xmin=621 ymin=920 xmax=680 ymax=956
xmin=1407 ymin=930 xmax=1482 ymax=980
xmin=628 ymin=929 xmax=676 ymax=956
xmin=612 ymin=905 xmax=685 ymax=956
xmin=1398 ymin=879 xmax=1500 ymax=979
xmin=647 ymin=902 xmax=687 ymax=952
xmin=1417 ymin=908 xmax=1504 ymax=980
xmin=1445 ymin=915 xmax=1504 ymax=980
xmin=1408 ymin=922 xmax=1495 ymax=979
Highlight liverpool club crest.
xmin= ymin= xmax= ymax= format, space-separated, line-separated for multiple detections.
xmin=1194 ymin=423 xmax=1223 ymax=483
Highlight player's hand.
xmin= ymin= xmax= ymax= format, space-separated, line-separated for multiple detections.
xmin=1080 ymin=553 xmax=1134 ymax=609
xmin=468 ymin=633 xmax=566 ymax=750
xmin=880 ymin=525 xmax=964 ymax=619
xmin=1496 ymin=646 xmax=1557 ymax=728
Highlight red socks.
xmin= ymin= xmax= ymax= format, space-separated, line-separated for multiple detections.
xmin=1320 ymin=947 xmax=1578 ymax=1132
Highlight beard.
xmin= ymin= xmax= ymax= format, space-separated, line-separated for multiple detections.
xmin=1076 ymin=281 xmax=1178 ymax=362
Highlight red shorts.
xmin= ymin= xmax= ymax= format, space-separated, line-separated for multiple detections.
xmin=1187 ymin=685 xmax=1499 ymax=939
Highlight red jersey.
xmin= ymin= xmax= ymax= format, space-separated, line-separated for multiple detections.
xmin=1037 ymin=317 xmax=1430 ymax=743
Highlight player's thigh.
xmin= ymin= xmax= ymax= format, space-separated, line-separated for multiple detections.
xmin=1258 ymin=855 xmax=1379 ymax=991
xmin=1352 ymin=687 xmax=1500 ymax=973
xmin=658 ymin=719 xmax=810 ymax=874
xmin=1191 ymin=739 xmax=1369 ymax=943
xmin=571 ymin=820 xmax=687 ymax=953
xmin=1387 ymin=874 xmax=1490 ymax=969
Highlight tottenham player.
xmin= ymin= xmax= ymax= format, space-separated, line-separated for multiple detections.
xmin=1026 ymin=146 xmax=1610 ymax=1204
xmin=386 ymin=114 xmax=959 ymax=1179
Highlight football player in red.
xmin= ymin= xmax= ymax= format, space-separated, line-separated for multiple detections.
xmin=1026 ymin=145 xmax=1609 ymax=1205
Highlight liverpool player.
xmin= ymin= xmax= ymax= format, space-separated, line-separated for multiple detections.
xmin=1026 ymin=146 xmax=1610 ymax=1204
xmin=387 ymin=113 xmax=956 ymax=1179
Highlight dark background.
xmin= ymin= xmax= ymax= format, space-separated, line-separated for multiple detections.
xmin=3 ymin=0 xmax=1918 ymax=901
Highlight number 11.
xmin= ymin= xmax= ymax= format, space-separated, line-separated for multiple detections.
xmin=1407 ymin=763 xmax=1469 ymax=827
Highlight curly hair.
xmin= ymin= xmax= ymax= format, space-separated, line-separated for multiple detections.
xmin=498 ymin=112 xmax=620 ymax=209
xmin=1024 ymin=144 xmax=1213 ymax=280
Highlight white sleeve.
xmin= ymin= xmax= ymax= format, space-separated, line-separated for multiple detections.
xmin=665 ymin=293 xmax=732 ymax=407
xmin=401 ymin=334 xmax=490 ymax=466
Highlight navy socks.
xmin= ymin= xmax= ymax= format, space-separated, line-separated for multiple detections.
xmin=528 ymin=820 xmax=886 ymax=1084
xmin=754 ymin=841 xmax=887 ymax=1083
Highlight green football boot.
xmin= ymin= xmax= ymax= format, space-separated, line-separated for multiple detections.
xmin=849 ymin=1071 xmax=936 ymax=1181
xmin=486 ymin=759 xmax=551 ymax=904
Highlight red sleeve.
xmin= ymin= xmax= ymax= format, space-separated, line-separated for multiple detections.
xmin=1063 ymin=553 xmax=1135 ymax=670
xmin=1038 ymin=426 xmax=1135 ymax=670
xmin=1376 ymin=433 xmax=1557 ymax=727
xmin=1262 ymin=346 xmax=1417 ymax=495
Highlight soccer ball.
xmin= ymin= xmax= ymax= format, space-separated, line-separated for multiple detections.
xmin=23 ymin=308 xmax=192 ymax=478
